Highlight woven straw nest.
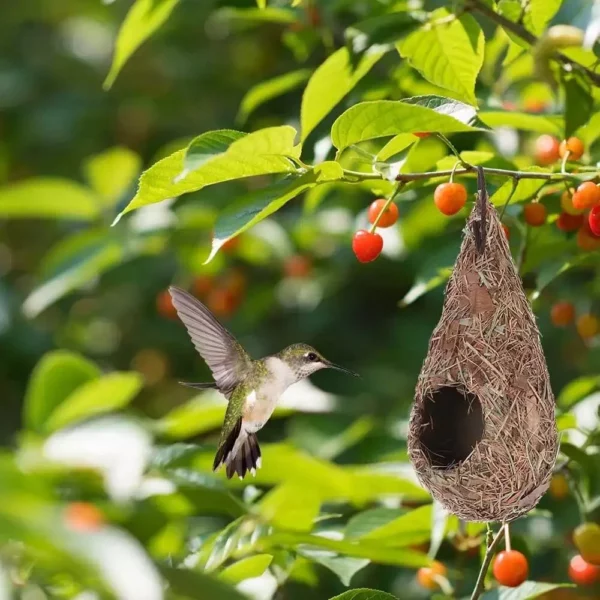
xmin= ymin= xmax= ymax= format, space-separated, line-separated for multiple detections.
xmin=408 ymin=193 xmax=559 ymax=523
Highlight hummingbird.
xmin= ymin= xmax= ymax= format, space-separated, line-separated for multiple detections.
xmin=169 ymin=286 xmax=359 ymax=479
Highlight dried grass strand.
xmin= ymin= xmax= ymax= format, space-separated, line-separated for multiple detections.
xmin=408 ymin=199 xmax=559 ymax=522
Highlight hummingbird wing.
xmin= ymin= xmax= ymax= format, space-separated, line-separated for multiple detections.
xmin=169 ymin=286 xmax=252 ymax=399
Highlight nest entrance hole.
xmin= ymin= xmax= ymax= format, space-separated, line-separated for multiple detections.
xmin=417 ymin=386 xmax=484 ymax=469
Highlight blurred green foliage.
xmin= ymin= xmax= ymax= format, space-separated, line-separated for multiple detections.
xmin=1 ymin=1 xmax=600 ymax=599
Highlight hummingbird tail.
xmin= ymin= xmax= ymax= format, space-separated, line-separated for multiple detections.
xmin=213 ymin=418 xmax=262 ymax=480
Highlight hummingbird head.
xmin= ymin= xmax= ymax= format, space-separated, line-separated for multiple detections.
xmin=278 ymin=343 xmax=359 ymax=380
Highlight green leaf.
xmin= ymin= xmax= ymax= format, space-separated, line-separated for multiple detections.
xmin=24 ymin=351 xmax=100 ymax=432
xmin=480 ymin=581 xmax=574 ymax=599
xmin=399 ymin=267 xmax=452 ymax=307
xmin=205 ymin=173 xmax=317 ymax=263
xmin=564 ymin=75 xmax=593 ymax=138
xmin=0 ymin=178 xmax=99 ymax=221
xmin=345 ymin=508 xmax=405 ymax=539
xmin=526 ymin=0 xmax=562 ymax=36
xmin=558 ymin=376 xmax=600 ymax=408
xmin=400 ymin=192 xmax=451 ymax=250
xmin=479 ymin=111 xmax=563 ymax=135
xmin=530 ymin=254 xmax=596 ymax=301
xmin=22 ymin=241 xmax=124 ymax=318
xmin=237 ymin=69 xmax=311 ymax=124
xmin=377 ymin=134 xmax=415 ymax=162
xmin=299 ymin=551 xmax=369 ymax=586
xmin=489 ymin=175 xmax=548 ymax=206
xmin=37 ymin=229 xmax=107 ymax=279
xmin=83 ymin=147 xmax=142 ymax=207
xmin=402 ymin=95 xmax=485 ymax=127
xmin=193 ymin=443 xmax=429 ymax=503
xmin=169 ymin=473 xmax=248 ymax=518
xmin=314 ymin=161 xmax=345 ymax=182
xmin=219 ymin=554 xmax=273 ymax=584
xmin=151 ymin=443 xmax=202 ymax=469
xmin=301 ymin=46 xmax=386 ymax=141
xmin=158 ymin=397 xmax=293 ymax=439
xmin=258 ymin=482 xmax=321 ymax=532
xmin=556 ymin=413 xmax=577 ymax=431
xmin=497 ymin=1 xmax=529 ymax=50
xmin=329 ymin=588 xmax=398 ymax=600
xmin=115 ymin=126 xmax=300 ymax=222
xmin=317 ymin=416 xmax=375 ymax=461
xmin=559 ymin=443 xmax=596 ymax=477
xmin=104 ymin=0 xmax=179 ymax=90
xmin=398 ymin=9 xmax=484 ymax=105
xmin=44 ymin=372 xmax=144 ymax=432
xmin=182 ymin=130 xmax=247 ymax=174
xmin=332 ymin=101 xmax=479 ymax=152
xmin=266 ymin=532 xmax=430 ymax=568
xmin=428 ymin=500 xmax=448 ymax=558
xmin=345 ymin=13 xmax=415 ymax=58
xmin=211 ymin=7 xmax=297 ymax=28
xmin=359 ymin=504 xmax=432 ymax=546
xmin=161 ymin=565 xmax=248 ymax=600
xmin=204 ymin=518 xmax=246 ymax=572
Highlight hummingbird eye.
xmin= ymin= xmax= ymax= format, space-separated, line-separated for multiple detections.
xmin=306 ymin=352 xmax=318 ymax=362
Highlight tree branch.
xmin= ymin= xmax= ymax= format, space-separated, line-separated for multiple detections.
xmin=341 ymin=166 xmax=586 ymax=184
xmin=468 ymin=0 xmax=600 ymax=87
xmin=470 ymin=525 xmax=505 ymax=600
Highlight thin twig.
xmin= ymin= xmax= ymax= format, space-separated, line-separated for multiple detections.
xmin=499 ymin=177 xmax=519 ymax=220
xmin=437 ymin=133 xmax=472 ymax=169
xmin=468 ymin=0 xmax=600 ymax=87
xmin=470 ymin=525 xmax=505 ymax=600
xmin=341 ymin=166 xmax=587 ymax=183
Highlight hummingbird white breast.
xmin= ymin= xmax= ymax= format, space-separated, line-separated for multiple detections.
xmin=243 ymin=357 xmax=297 ymax=432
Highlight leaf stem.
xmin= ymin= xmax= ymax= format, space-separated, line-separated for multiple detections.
xmin=467 ymin=0 xmax=600 ymax=87
xmin=470 ymin=525 xmax=505 ymax=600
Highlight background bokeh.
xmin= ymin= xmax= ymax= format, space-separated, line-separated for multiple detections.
xmin=1 ymin=1 xmax=600 ymax=599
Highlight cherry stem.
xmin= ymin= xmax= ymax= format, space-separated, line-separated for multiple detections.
xmin=369 ymin=185 xmax=401 ymax=233
xmin=504 ymin=523 xmax=512 ymax=552
xmin=450 ymin=160 xmax=461 ymax=184
xmin=470 ymin=525 xmax=506 ymax=600
xmin=561 ymin=150 xmax=571 ymax=175
xmin=433 ymin=574 xmax=454 ymax=597
xmin=437 ymin=133 xmax=472 ymax=170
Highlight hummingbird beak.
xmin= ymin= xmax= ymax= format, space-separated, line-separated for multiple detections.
xmin=325 ymin=361 xmax=360 ymax=377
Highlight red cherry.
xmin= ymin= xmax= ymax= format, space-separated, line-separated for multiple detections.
xmin=568 ymin=554 xmax=599 ymax=586
xmin=352 ymin=230 xmax=383 ymax=263
xmin=534 ymin=135 xmax=560 ymax=166
xmin=414 ymin=132 xmax=430 ymax=138
xmin=557 ymin=212 xmax=584 ymax=232
xmin=589 ymin=205 xmax=600 ymax=237
xmin=492 ymin=550 xmax=529 ymax=587
xmin=367 ymin=199 xmax=399 ymax=228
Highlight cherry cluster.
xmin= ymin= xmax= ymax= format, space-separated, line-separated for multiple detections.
xmin=352 ymin=182 xmax=468 ymax=263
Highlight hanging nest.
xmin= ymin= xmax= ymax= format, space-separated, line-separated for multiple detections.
xmin=408 ymin=169 xmax=559 ymax=523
